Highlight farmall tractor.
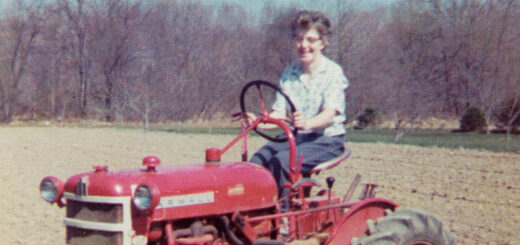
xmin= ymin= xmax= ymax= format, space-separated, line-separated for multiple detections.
xmin=40 ymin=81 xmax=453 ymax=245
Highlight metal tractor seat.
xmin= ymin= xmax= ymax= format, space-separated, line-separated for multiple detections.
xmin=294 ymin=147 xmax=351 ymax=199
xmin=307 ymin=147 xmax=351 ymax=175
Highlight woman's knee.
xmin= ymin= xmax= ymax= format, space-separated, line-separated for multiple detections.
xmin=272 ymin=152 xmax=291 ymax=172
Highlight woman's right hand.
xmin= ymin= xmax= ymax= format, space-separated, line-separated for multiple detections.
xmin=240 ymin=110 xmax=289 ymax=130
xmin=243 ymin=112 xmax=286 ymax=130
xmin=241 ymin=112 xmax=257 ymax=128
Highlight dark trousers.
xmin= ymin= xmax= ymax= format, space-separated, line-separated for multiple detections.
xmin=250 ymin=133 xmax=345 ymax=210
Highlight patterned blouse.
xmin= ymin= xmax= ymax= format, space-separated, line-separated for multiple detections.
xmin=272 ymin=56 xmax=349 ymax=136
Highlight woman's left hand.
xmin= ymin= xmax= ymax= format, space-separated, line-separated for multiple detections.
xmin=293 ymin=108 xmax=336 ymax=131
xmin=293 ymin=111 xmax=310 ymax=130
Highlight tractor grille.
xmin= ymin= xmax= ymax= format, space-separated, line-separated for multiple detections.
xmin=66 ymin=226 xmax=122 ymax=245
xmin=66 ymin=199 xmax=123 ymax=223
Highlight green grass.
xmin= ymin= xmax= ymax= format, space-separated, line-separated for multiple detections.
xmin=164 ymin=127 xmax=242 ymax=135
xmin=347 ymin=128 xmax=520 ymax=153
xmin=7 ymin=121 xmax=518 ymax=152
xmin=163 ymin=127 xmax=520 ymax=153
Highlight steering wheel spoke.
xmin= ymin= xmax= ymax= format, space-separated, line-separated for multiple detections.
xmin=240 ymin=80 xmax=298 ymax=142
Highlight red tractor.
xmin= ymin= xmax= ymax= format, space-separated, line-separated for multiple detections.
xmin=40 ymin=80 xmax=453 ymax=245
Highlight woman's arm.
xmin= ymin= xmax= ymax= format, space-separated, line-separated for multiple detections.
xmin=243 ymin=110 xmax=287 ymax=130
xmin=293 ymin=108 xmax=336 ymax=130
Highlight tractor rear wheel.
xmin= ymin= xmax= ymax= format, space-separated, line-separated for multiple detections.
xmin=351 ymin=208 xmax=453 ymax=245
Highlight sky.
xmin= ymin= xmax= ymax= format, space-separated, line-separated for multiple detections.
xmin=214 ymin=0 xmax=400 ymax=25
xmin=0 ymin=0 xmax=398 ymax=19
xmin=205 ymin=0 xmax=398 ymax=24
xmin=0 ymin=0 xmax=397 ymax=11
xmin=218 ymin=0 xmax=397 ymax=9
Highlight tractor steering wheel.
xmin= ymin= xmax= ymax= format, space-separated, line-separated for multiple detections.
xmin=240 ymin=80 xmax=298 ymax=142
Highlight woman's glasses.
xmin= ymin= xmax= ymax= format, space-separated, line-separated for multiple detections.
xmin=294 ymin=36 xmax=322 ymax=45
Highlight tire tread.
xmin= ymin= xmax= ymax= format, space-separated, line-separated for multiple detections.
xmin=351 ymin=207 xmax=453 ymax=245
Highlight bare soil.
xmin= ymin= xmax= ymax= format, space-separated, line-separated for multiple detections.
xmin=1 ymin=126 xmax=518 ymax=244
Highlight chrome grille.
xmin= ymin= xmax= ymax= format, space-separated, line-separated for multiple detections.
xmin=63 ymin=193 xmax=132 ymax=245
xmin=66 ymin=199 xmax=123 ymax=223
xmin=75 ymin=177 xmax=89 ymax=196
xmin=67 ymin=226 xmax=122 ymax=245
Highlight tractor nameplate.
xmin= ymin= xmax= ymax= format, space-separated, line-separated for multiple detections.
xmin=158 ymin=192 xmax=214 ymax=209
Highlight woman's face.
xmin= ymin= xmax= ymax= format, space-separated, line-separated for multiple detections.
xmin=294 ymin=28 xmax=326 ymax=65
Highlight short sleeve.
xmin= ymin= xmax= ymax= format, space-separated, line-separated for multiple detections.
xmin=323 ymin=69 xmax=349 ymax=113
xmin=271 ymin=91 xmax=287 ymax=113
xmin=271 ymin=66 xmax=293 ymax=113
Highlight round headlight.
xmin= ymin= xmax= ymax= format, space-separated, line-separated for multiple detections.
xmin=133 ymin=185 xmax=159 ymax=211
xmin=40 ymin=177 xmax=64 ymax=203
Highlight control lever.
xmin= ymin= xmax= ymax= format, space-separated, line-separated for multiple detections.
xmin=326 ymin=177 xmax=335 ymax=189
xmin=325 ymin=177 xmax=335 ymax=220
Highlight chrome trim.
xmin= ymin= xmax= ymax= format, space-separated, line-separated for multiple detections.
xmin=64 ymin=218 xmax=128 ymax=232
xmin=64 ymin=192 xmax=129 ymax=204
xmin=63 ymin=192 xmax=134 ymax=245
xmin=75 ymin=176 xmax=89 ymax=196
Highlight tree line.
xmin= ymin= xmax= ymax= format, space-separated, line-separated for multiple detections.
xmin=0 ymin=0 xmax=519 ymax=132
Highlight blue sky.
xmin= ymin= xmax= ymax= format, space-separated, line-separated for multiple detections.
xmin=212 ymin=0 xmax=397 ymax=12
xmin=210 ymin=0 xmax=399 ymax=23
xmin=0 ymin=0 xmax=397 ymax=16
xmin=206 ymin=0 xmax=398 ymax=22
xmin=0 ymin=0 xmax=397 ymax=10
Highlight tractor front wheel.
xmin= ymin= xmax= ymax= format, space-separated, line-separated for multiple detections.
xmin=351 ymin=208 xmax=453 ymax=245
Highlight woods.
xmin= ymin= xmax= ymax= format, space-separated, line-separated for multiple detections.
xmin=0 ymin=0 xmax=519 ymax=131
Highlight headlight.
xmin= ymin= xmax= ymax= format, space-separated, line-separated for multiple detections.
xmin=133 ymin=184 xmax=160 ymax=211
xmin=40 ymin=177 xmax=64 ymax=203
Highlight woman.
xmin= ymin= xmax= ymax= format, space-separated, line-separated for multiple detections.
xmin=248 ymin=10 xmax=349 ymax=210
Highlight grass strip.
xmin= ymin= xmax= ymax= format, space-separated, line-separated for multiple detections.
xmin=162 ymin=127 xmax=519 ymax=153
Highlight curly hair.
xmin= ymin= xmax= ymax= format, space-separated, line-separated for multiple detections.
xmin=291 ymin=10 xmax=332 ymax=42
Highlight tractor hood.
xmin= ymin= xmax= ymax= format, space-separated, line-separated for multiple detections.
xmin=63 ymin=159 xmax=278 ymax=218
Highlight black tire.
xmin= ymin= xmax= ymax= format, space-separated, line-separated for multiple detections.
xmin=351 ymin=207 xmax=453 ymax=245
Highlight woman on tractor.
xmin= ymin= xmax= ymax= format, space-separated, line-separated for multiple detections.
xmin=246 ymin=10 xmax=349 ymax=211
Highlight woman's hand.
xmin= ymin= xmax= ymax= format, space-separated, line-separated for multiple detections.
xmin=293 ymin=111 xmax=310 ymax=130
xmin=241 ymin=111 xmax=286 ymax=130
xmin=293 ymin=108 xmax=336 ymax=131
xmin=241 ymin=112 xmax=257 ymax=128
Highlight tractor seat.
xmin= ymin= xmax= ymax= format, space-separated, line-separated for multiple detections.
xmin=307 ymin=148 xmax=351 ymax=175
xmin=295 ymin=148 xmax=351 ymax=197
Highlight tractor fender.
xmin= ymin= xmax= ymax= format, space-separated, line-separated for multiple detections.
xmin=325 ymin=198 xmax=398 ymax=245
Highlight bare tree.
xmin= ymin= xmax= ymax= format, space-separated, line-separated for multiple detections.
xmin=259 ymin=6 xmax=300 ymax=78
xmin=0 ymin=0 xmax=39 ymax=122
xmin=125 ymin=64 xmax=162 ymax=129
xmin=356 ymin=1 xmax=443 ymax=140
xmin=59 ymin=0 xmax=93 ymax=118
xmin=88 ymin=0 xmax=147 ymax=121
xmin=0 ymin=0 xmax=518 ymax=131
xmin=27 ymin=3 xmax=75 ymax=120
xmin=335 ymin=8 xmax=386 ymax=119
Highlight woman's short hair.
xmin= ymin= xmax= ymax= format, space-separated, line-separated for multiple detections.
xmin=291 ymin=10 xmax=332 ymax=41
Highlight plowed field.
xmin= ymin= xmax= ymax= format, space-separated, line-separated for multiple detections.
xmin=1 ymin=127 xmax=518 ymax=244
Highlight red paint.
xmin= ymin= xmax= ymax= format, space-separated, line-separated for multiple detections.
xmin=40 ymin=176 xmax=65 ymax=203
xmin=165 ymin=222 xmax=175 ymax=245
xmin=205 ymin=148 xmax=221 ymax=162
xmin=143 ymin=156 xmax=160 ymax=171
xmin=63 ymin=161 xmax=278 ymax=219
xmin=41 ymin=81 xmax=408 ymax=245
xmin=325 ymin=198 xmax=398 ymax=245
xmin=93 ymin=165 xmax=108 ymax=173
